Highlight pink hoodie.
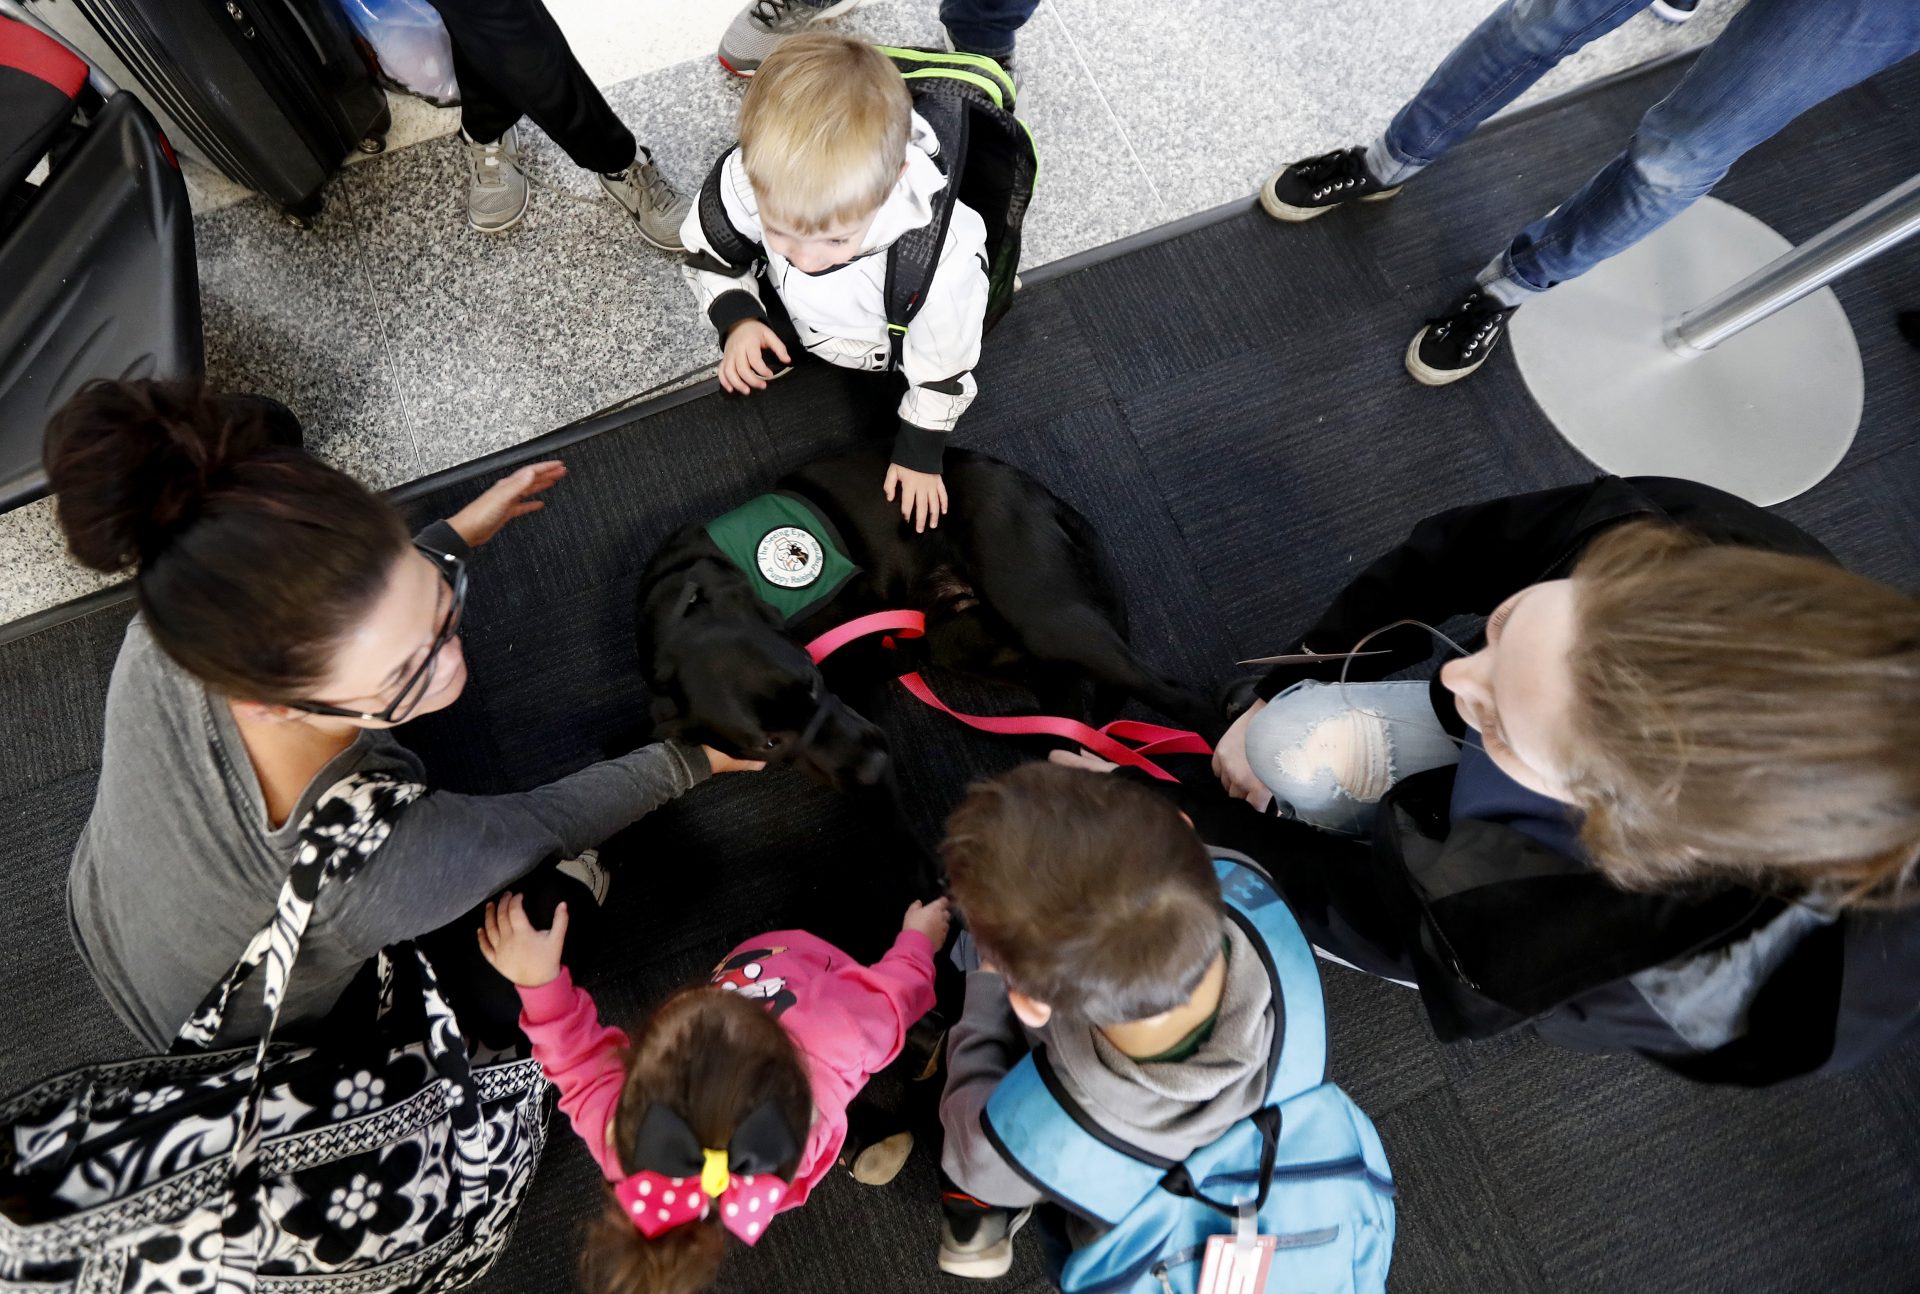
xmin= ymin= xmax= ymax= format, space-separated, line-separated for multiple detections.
xmin=515 ymin=928 xmax=937 ymax=1222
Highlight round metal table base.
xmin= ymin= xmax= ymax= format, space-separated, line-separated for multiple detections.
xmin=1507 ymin=197 xmax=1862 ymax=506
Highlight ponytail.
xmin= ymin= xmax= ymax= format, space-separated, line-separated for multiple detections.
xmin=580 ymin=988 xmax=812 ymax=1294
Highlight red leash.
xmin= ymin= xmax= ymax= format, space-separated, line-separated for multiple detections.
xmin=803 ymin=611 xmax=1211 ymax=783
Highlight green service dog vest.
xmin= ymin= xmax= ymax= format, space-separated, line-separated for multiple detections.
xmin=703 ymin=492 xmax=861 ymax=625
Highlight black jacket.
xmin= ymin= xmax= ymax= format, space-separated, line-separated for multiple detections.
xmin=1253 ymin=475 xmax=1920 ymax=1086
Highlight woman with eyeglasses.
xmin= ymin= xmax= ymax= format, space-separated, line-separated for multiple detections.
xmin=1065 ymin=475 xmax=1920 ymax=1086
xmin=47 ymin=380 xmax=761 ymax=1052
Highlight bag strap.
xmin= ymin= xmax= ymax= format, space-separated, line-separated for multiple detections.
xmin=1214 ymin=855 xmax=1328 ymax=1103
xmin=176 ymin=773 xmax=423 ymax=1293
xmin=694 ymin=144 xmax=761 ymax=274
xmin=881 ymin=90 xmax=967 ymax=371
xmin=981 ymin=1046 xmax=1173 ymax=1227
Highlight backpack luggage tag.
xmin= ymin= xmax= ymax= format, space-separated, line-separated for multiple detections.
xmin=1196 ymin=1203 xmax=1278 ymax=1294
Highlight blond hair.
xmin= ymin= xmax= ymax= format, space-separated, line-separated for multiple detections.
xmin=739 ymin=33 xmax=911 ymax=233
xmin=1563 ymin=521 xmax=1920 ymax=908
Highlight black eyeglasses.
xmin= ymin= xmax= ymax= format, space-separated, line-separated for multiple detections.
xmin=287 ymin=540 xmax=468 ymax=724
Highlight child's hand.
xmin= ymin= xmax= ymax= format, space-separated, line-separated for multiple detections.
xmin=883 ymin=464 xmax=949 ymax=533
xmin=902 ymin=896 xmax=952 ymax=947
xmin=719 ymin=320 xmax=790 ymax=394
xmin=477 ymin=892 xmax=570 ymax=988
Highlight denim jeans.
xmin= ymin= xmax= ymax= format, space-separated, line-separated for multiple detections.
xmin=1244 ymin=681 xmax=1461 ymax=837
xmin=1364 ymin=0 xmax=1920 ymax=302
xmin=801 ymin=0 xmax=1039 ymax=59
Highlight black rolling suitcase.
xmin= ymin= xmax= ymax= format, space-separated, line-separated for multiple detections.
xmin=20 ymin=0 xmax=389 ymax=221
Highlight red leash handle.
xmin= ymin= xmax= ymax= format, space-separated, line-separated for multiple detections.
xmin=805 ymin=609 xmax=1212 ymax=782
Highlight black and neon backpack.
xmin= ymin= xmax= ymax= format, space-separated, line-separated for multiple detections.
xmin=694 ymin=47 xmax=1039 ymax=368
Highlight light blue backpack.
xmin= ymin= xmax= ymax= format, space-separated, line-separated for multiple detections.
xmin=981 ymin=856 xmax=1396 ymax=1293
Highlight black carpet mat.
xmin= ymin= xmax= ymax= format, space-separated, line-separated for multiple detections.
xmin=4 ymin=55 xmax=1920 ymax=1294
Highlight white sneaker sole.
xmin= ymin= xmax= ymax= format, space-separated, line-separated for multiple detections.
xmin=1404 ymin=327 xmax=1491 ymax=386
xmin=717 ymin=0 xmax=879 ymax=76
xmin=937 ymin=1208 xmax=1031 ymax=1279
xmin=1259 ymin=172 xmax=1400 ymax=223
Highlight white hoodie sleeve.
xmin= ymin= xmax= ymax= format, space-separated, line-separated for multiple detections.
xmin=679 ymin=147 xmax=770 ymax=341
xmin=891 ymin=201 xmax=991 ymax=474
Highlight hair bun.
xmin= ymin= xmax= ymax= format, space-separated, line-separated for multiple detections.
xmin=44 ymin=380 xmax=276 ymax=573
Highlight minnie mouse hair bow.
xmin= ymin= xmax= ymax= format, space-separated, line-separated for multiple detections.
xmin=614 ymin=1101 xmax=798 ymax=1246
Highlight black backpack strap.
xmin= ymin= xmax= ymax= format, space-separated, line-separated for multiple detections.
xmin=695 ymin=145 xmax=762 ymax=275
xmin=883 ymin=92 xmax=967 ymax=370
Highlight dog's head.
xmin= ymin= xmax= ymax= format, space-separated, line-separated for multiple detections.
xmin=649 ymin=620 xmax=891 ymax=791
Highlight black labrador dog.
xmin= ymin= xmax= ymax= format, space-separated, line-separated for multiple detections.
xmin=637 ymin=443 xmax=1218 ymax=797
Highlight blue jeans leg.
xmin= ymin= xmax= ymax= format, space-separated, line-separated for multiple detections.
xmin=939 ymin=0 xmax=1041 ymax=59
xmin=1482 ymin=0 xmax=1920 ymax=300
xmin=1367 ymin=0 xmax=1652 ymax=186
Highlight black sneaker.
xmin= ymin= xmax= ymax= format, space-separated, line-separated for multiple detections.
xmin=1406 ymin=289 xmax=1510 ymax=386
xmin=938 ymin=1193 xmax=1032 ymax=1279
xmin=1650 ymin=0 xmax=1698 ymax=23
xmin=1259 ymin=147 xmax=1402 ymax=223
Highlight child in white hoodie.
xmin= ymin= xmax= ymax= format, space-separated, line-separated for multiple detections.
xmin=679 ymin=34 xmax=991 ymax=534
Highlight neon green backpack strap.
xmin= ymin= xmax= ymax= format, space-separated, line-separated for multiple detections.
xmin=875 ymin=44 xmax=1017 ymax=110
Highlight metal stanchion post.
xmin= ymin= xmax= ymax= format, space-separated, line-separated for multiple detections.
xmin=1505 ymin=173 xmax=1920 ymax=504
xmin=1668 ymin=174 xmax=1920 ymax=355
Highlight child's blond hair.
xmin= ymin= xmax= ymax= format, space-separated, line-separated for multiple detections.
xmin=739 ymin=33 xmax=911 ymax=234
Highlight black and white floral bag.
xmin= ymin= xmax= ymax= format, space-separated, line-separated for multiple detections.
xmin=0 ymin=774 xmax=553 ymax=1293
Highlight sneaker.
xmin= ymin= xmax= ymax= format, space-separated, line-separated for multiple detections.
xmin=1406 ymin=288 xmax=1511 ymax=386
xmin=1259 ymin=146 xmax=1401 ymax=223
xmin=599 ymin=147 xmax=691 ymax=252
xmin=717 ymin=0 xmax=877 ymax=77
xmin=939 ymin=1196 xmax=1032 ymax=1278
xmin=1649 ymin=0 xmax=1698 ymax=23
xmin=555 ymin=848 xmax=611 ymax=906
xmin=845 ymin=1130 xmax=914 ymax=1185
xmin=463 ymin=126 xmax=529 ymax=234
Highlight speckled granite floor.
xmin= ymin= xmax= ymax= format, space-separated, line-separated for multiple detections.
xmin=0 ymin=0 xmax=1738 ymax=624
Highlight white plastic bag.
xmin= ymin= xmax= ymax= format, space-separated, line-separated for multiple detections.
xmin=338 ymin=0 xmax=460 ymax=105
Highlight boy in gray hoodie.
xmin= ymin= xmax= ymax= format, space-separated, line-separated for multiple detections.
xmin=935 ymin=761 xmax=1281 ymax=1279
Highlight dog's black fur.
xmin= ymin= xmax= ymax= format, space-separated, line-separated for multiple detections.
xmin=638 ymin=442 xmax=1217 ymax=785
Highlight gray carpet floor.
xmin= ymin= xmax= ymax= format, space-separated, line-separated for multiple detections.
xmin=3 ymin=54 xmax=1919 ymax=1294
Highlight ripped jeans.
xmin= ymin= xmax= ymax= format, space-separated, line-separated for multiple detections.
xmin=1363 ymin=0 xmax=1920 ymax=302
xmin=1244 ymin=681 xmax=1461 ymax=837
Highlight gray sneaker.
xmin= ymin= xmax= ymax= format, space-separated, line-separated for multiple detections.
xmin=463 ymin=126 xmax=529 ymax=234
xmin=938 ymin=1200 xmax=1032 ymax=1279
xmin=599 ymin=147 xmax=691 ymax=251
xmin=717 ymin=0 xmax=876 ymax=77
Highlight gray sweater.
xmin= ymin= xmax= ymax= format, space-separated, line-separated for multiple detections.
xmin=940 ymin=896 xmax=1278 ymax=1231
xmin=68 ymin=616 xmax=709 ymax=1051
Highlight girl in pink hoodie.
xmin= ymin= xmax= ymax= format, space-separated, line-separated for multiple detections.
xmin=477 ymin=890 xmax=948 ymax=1294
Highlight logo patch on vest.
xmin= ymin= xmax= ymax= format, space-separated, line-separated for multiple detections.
xmin=756 ymin=526 xmax=825 ymax=588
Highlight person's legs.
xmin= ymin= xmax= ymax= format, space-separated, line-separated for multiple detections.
xmin=1262 ymin=0 xmax=1649 ymax=224
xmin=427 ymin=0 xmax=635 ymax=173
xmin=939 ymin=0 xmax=1042 ymax=63
xmin=1480 ymin=0 xmax=1920 ymax=301
xmin=1367 ymin=0 xmax=1653 ymax=186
